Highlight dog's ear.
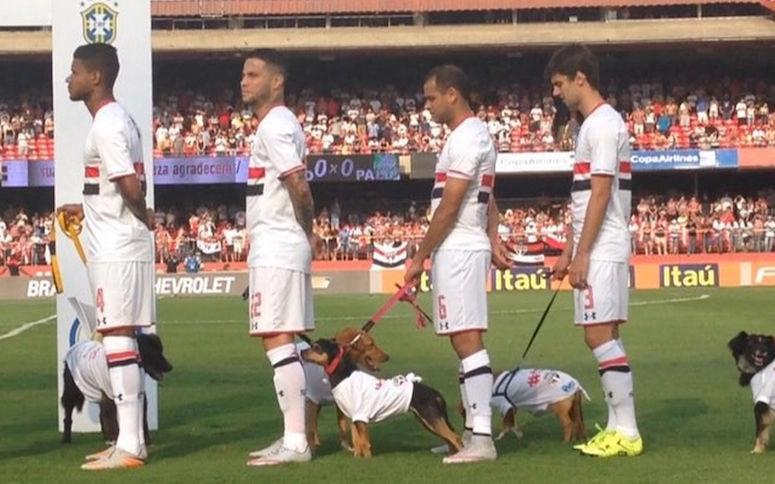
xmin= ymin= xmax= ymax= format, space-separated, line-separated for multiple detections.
xmin=728 ymin=332 xmax=748 ymax=354
xmin=739 ymin=372 xmax=754 ymax=387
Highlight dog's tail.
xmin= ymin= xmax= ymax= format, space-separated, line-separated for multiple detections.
xmin=578 ymin=383 xmax=591 ymax=401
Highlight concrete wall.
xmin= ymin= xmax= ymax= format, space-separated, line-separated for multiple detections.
xmin=2 ymin=17 xmax=774 ymax=55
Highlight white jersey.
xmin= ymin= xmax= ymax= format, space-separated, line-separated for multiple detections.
xmin=751 ymin=359 xmax=775 ymax=410
xmin=64 ymin=340 xmax=112 ymax=402
xmin=571 ymin=103 xmax=632 ymax=262
xmin=431 ymin=117 xmax=496 ymax=252
xmin=246 ymin=106 xmax=310 ymax=273
xmin=331 ymin=371 xmax=414 ymax=423
xmin=83 ymin=102 xmax=153 ymax=262
xmin=491 ymin=368 xmax=589 ymax=416
xmin=296 ymin=341 xmax=334 ymax=405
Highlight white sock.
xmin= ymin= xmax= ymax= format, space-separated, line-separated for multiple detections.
xmin=593 ymin=339 xmax=640 ymax=440
xmin=103 ymin=335 xmax=142 ymax=457
xmin=267 ymin=344 xmax=307 ymax=452
xmin=611 ymin=339 xmax=640 ymax=440
xmin=137 ymin=367 xmax=146 ymax=452
xmin=461 ymin=350 xmax=493 ymax=437
xmin=458 ymin=362 xmax=473 ymax=433
xmin=592 ymin=340 xmax=620 ymax=431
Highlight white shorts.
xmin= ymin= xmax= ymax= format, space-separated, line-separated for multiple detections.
xmin=573 ymin=260 xmax=628 ymax=326
xmin=430 ymin=250 xmax=489 ymax=335
xmin=249 ymin=266 xmax=313 ymax=336
xmin=88 ymin=261 xmax=155 ymax=331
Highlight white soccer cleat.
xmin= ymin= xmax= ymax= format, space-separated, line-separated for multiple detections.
xmin=246 ymin=444 xmax=312 ymax=466
xmin=81 ymin=447 xmax=144 ymax=470
xmin=442 ymin=435 xmax=497 ymax=464
xmin=248 ymin=437 xmax=283 ymax=458
xmin=86 ymin=444 xmax=146 ymax=461
xmin=85 ymin=445 xmax=114 ymax=461
xmin=431 ymin=428 xmax=471 ymax=454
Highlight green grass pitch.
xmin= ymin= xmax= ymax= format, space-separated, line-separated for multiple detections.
xmin=1 ymin=287 xmax=773 ymax=483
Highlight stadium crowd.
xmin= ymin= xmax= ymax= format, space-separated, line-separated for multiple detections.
xmin=2 ymin=71 xmax=775 ymax=160
xmin=3 ymin=191 xmax=775 ymax=273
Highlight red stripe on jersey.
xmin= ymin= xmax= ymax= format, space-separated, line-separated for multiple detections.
xmin=481 ymin=174 xmax=494 ymax=187
xmin=106 ymin=351 xmax=138 ymax=363
xmin=448 ymin=169 xmax=472 ymax=179
xmin=133 ymin=162 xmax=145 ymax=175
xmin=248 ymin=167 xmax=266 ymax=180
xmin=620 ymin=161 xmax=632 ymax=174
xmin=435 ymin=172 xmax=447 ymax=182
xmin=84 ymin=166 xmax=100 ymax=178
xmin=574 ymin=162 xmax=591 ymax=175
xmin=279 ymin=164 xmax=305 ymax=179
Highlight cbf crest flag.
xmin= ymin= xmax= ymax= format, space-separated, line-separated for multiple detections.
xmin=53 ymin=0 xmax=155 ymax=434
xmin=81 ymin=2 xmax=118 ymax=44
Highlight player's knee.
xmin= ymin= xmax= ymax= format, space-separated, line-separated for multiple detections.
xmin=450 ymin=331 xmax=485 ymax=359
xmin=262 ymin=332 xmax=296 ymax=352
xmin=583 ymin=324 xmax=617 ymax=349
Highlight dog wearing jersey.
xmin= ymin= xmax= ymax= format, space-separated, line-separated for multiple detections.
xmin=302 ymin=337 xmax=463 ymax=458
xmin=490 ymin=368 xmax=590 ymax=443
xmin=728 ymin=331 xmax=775 ymax=454
xmin=60 ymin=333 xmax=173 ymax=445
xmin=301 ymin=327 xmax=390 ymax=451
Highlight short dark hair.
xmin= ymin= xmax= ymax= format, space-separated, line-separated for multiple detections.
xmin=245 ymin=49 xmax=288 ymax=78
xmin=425 ymin=64 xmax=471 ymax=103
xmin=545 ymin=43 xmax=600 ymax=90
xmin=73 ymin=43 xmax=120 ymax=88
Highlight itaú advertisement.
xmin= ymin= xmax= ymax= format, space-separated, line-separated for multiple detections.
xmin=372 ymin=253 xmax=775 ymax=293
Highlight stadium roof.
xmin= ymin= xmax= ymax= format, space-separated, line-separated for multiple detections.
xmin=151 ymin=0 xmax=770 ymax=16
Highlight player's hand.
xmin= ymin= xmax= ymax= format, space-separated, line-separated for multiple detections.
xmin=404 ymin=255 xmax=425 ymax=285
xmin=490 ymin=237 xmax=514 ymax=271
xmin=568 ymin=252 xmax=590 ymax=289
xmin=145 ymin=208 xmax=155 ymax=231
xmin=551 ymin=251 xmax=571 ymax=281
xmin=57 ymin=203 xmax=84 ymax=219
xmin=56 ymin=203 xmax=84 ymax=227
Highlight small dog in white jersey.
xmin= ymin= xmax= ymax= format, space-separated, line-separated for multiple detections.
xmin=728 ymin=331 xmax=775 ymax=453
xmin=302 ymin=337 xmax=463 ymax=458
xmin=490 ymin=367 xmax=590 ymax=443
xmin=60 ymin=333 xmax=173 ymax=446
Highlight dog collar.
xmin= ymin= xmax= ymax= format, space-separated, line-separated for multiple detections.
xmin=325 ymin=346 xmax=346 ymax=376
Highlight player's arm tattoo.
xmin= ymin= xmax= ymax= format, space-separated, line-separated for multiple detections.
xmin=284 ymin=171 xmax=315 ymax=237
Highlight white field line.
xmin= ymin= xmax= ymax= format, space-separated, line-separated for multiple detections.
xmin=159 ymin=293 xmax=712 ymax=325
xmin=0 ymin=315 xmax=57 ymax=341
xmin=0 ymin=294 xmax=710 ymax=336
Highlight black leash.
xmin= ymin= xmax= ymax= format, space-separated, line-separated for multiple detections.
xmin=516 ymin=273 xmax=565 ymax=366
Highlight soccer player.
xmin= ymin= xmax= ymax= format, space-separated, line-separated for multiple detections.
xmin=58 ymin=43 xmax=154 ymax=470
xmin=240 ymin=49 xmax=315 ymax=467
xmin=546 ymin=43 xmax=643 ymax=457
xmin=404 ymin=64 xmax=509 ymax=464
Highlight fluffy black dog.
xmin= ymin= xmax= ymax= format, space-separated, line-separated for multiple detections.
xmin=728 ymin=331 xmax=775 ymax=385
xmin=727 ymin=331 xmax=775 ymax=453
xmin=61 ymin=333 xmax=173 ymax=444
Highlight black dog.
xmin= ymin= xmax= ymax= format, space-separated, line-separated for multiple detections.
xmin=61 ymin=333 xmax=173 ymax=444
xmin=728 ymin=331 xmax=775 ymax=453
xmin=301 ymin=337 xmax=463 ymax=458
